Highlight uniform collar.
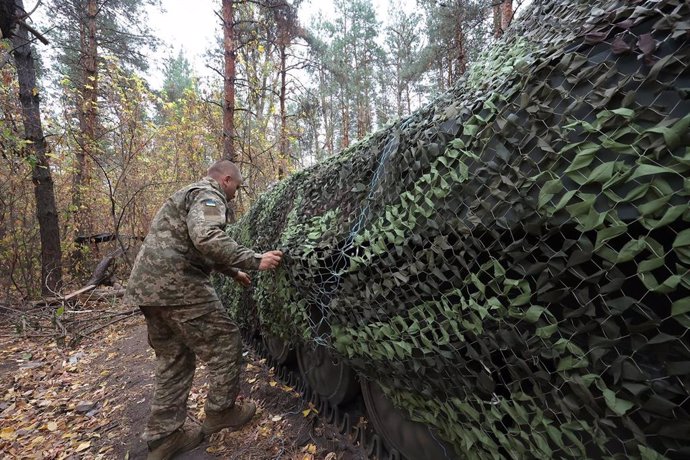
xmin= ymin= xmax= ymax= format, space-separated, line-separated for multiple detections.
xmin=203 ymin=176 xmax=228 ymax=203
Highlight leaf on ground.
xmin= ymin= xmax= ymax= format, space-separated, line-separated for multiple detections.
xmin=75 ymin=441 xmax=91 ymax=452
xmin=302 ymin=443 xmax=317 ymax=454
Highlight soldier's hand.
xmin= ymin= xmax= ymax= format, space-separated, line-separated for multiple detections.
xmin=233 ymin=270 xmax=251 ymax=287
xmin=258 ymin=250 xmax=283 ymax=270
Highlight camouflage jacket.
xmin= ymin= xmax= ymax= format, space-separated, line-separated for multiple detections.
xmin=125 ymin=177 xmax=261 ymax=306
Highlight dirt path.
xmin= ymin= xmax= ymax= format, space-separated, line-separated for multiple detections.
xmin=0 ymin=309 xmax=365 ymax=459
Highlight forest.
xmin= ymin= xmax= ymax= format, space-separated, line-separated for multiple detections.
xmin=0 ymin=0 xmax=517 ymax=301
xmin=3 ymin=1 xmax=690 ymax=459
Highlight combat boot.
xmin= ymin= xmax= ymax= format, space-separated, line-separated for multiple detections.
xmin=202 ymin=400 xmax=257 ymax=435
xmin=147 ymin=426 xmax=203 ymax=460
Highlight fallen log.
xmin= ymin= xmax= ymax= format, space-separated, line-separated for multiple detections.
xmin=33 ymin=249 xmax=124 ymax=307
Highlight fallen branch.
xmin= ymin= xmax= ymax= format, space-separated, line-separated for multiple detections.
xmin=82 ymin=288 xmax=125 ymax=300
xmin=69 ymin=308 xmax=139 ymax=345
xmin=33 ymin=249 xmax=125 ymax=307
xmin=86 ymin=248 xmax=123 ymax=287
xmin=32 ymin=284 xmax=97 ymax=307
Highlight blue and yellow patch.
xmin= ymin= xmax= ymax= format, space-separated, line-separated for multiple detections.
xmin=202 ymin=199 xmax=217 ymax=207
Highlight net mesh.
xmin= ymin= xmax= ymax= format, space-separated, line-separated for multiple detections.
xmin=216 ymin=0 xmax=690 ymax=458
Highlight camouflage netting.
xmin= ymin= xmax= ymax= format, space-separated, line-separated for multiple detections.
xmin=216 ymin=0 xmax=690 ymax=458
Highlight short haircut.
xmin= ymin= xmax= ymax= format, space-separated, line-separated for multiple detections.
xmin=208 ymin=159 xmax=242 ymax=182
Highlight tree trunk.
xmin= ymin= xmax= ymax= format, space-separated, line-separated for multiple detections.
xmin=73 ymin=0 xmax=98 ymax=244
xmin=493 ymin=4 xmax=502 ymax=37
xmin=501 ymin=1 xmax=514 ymax=32
xmin=278 ymin=40 xmax=288 ymax=179
xmin=341 ymin=90 xmax=349 ymax=149
xmin=494 ymin=1 xmax=513 ymax=37
xmin=222 ymin=0 xmax=236 ymax=161
xmin=11 ymin=0 xmax=63 ymax=295
xmin=455 ymin=13 xmax=467 ymax=79
xmin=319 ymin=67 xmax=333 ymax=158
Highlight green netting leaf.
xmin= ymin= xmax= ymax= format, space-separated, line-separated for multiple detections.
xmin=641 ymin=273 xmax=681 ymax=294
xmin=557 ymin=356 xmax=589 ymax=371
xmin=638 ymin=445 xmax=670 ymax=460
xmin=671 ymin=297 xmax=690 ymax=317
xmin=642 ymin=205 xmax=688 ymax=230
xmin=615 ymin=239 xmax=646 ymax=263
xmin=621 ymin=182 xmax=651 ymax=202
xmin=671 ymin=313 xmax=690 ymax=328
xmin=673 ymin=229 xmax=690 ymax=251
xmin=564 ymin=144 xmax=598 ymax=173
xmin=646 ymin=113 xmax=690 ymax=150
xmin=603 ymin=388 xmax=634 ymax=416
xmin=638 ymin=255 xmax=665 ymax=273
xmin=638 ymin=195 xmax=672 ymax=216
xmin=648 ymin=333 xmax=678 ymax=345
xmin=553 ymin=190 xmax=578 ymax=212
xmin=524 ymin=305 xmax=545 ymax=322
xmin=511 ymin=292 xmax=532 ymax=307
xmin=631 ymin=164 xmax=676 ymax=180
xmin=595 ymin=225 xmax=628 ymax=250
xmin=536 ymin=323 xmax=558 ymax=339
xmin=584 ymin=161 xmax=616 ymax=184
xmin=610 ymin=107 xmax=635 ymax=118
xmin=566 ymin=193 xmax=597 ymax=217
xmin=579 ymin=208 xmax=607 ymax=231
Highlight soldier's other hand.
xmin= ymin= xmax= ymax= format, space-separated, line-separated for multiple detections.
xmin=233 ymin=270 xmax=251 ymax=287
xmin=258 ymin=250 xmax=283 ymax=270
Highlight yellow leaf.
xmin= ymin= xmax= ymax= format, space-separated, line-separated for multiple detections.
xmin=306 ymin=443 xmax=317 ymax=454
xmin=301 ymin=455 xmax=314 ymax=460
xmin=0 ymin=427 xmax=16 ymax=440
xmin=247 ymin=378 xmax=257 ymax=383
xmin=269 ymin=381 xmax=277 ymax=387
xmin=32 ymin=87 xmax=39 ymax=96
xmin=30 ymin=435 xmax=45 ymax=446
xmin=75 ymin=441 xmax=91 ymax=452
xmin=302 ymin=408 xmax=311 ymax=417
xmin=47 ymin=421 xmax=58 ymax=431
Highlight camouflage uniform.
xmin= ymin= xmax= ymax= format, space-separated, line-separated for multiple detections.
xmin=125 ymin=177 xmax=261 ymax=443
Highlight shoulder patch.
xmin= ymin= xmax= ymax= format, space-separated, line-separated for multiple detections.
xmin=202 ymin=199 xmax=217 ymax=207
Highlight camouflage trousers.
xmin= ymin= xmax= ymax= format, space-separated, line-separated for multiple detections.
xmin=139 ymin=301 xmax=242 ymax=442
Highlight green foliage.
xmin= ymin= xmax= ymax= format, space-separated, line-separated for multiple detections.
xmin=46 ymin=0 xmax=160 ymax=82
xmin=161 ymin=50 xmax=197 ymax=103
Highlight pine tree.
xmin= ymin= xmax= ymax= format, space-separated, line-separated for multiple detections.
xmin=161 ymin=49 xmax=196 ymax=102
xmin=47 ymin=0 xmax=158 ymax=259
xmin=7 ymin=0 xmax=63 ymax=294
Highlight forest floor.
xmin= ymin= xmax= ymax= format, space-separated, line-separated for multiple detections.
xmin=0 ymin=292 xmax=367 ymax=460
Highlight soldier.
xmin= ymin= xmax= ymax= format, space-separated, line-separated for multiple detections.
xmin=125 ymin=160 xmax=283 ymax=460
